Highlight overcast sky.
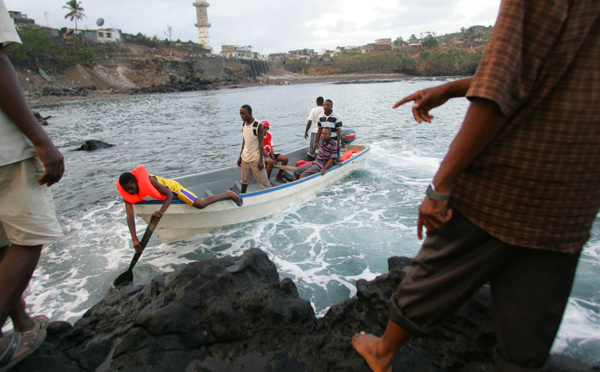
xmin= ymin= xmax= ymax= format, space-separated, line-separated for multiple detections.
xmin=8 ymin=0 xmax=500 ymax=55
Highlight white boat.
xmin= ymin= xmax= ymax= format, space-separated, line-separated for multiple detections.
xmin=132 ymin=144 xmax=370 ymax=243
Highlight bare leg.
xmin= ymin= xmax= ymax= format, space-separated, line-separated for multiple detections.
xmin=265 ymin=158 xmax=274 ymax=179
xmin=0 ymin=244 xmax=42 ymax=332
xmin=193 ymin=190 xmax=240 ymax=209
xmin=9 ymin=299 xmax=35 ymax=333
xmin=275 ymin=155 xmax=289 ymax=181
xmin=352 ymin=320 xmax=410 ymax=372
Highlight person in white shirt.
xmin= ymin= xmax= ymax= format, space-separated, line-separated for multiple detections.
xmin=304 ymin=97 xmax=324 ymax=158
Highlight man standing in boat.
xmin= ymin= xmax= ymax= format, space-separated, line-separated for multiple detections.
xmin=237 ymin=105 xmax=272 ymax=193
xmin=315 ymin=99 xmax=342 ymax=159
xmin=304 ymin=96 xmax=324 ymax=158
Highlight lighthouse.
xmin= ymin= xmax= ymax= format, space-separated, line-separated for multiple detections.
xmin=193 ymin=1 xmax=210 ymax=49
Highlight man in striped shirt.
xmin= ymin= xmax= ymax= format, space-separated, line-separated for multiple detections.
xmin=294 ymin=128 xmax=338 ymax=179
xmin=315 ymin=99 xmax=342 ymax=158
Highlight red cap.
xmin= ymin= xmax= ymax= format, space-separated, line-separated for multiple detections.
xmin=261 ymin=120 xmax=270 ymax=128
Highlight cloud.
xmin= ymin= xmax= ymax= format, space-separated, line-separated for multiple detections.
xmin=10 ymin=0 xmax=500 ymax=55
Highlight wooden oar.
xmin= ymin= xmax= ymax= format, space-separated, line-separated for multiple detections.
xmin=273 ymin=164 xmax=297 ymax=172
xmin=113 ymin=216 xmax=159 ymax=288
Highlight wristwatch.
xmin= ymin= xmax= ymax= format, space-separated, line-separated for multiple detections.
xmin=426 ymin=184 xmax=450 ymax=201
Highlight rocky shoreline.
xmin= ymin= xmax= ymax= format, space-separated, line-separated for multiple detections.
xmin=11 ymin=249 xmax=595 ymax=371
xmin=24 ymin=73 xmax=411 ymax=106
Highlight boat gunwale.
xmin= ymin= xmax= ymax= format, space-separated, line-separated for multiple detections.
xmin=130 ymin=144 xmax=370 ymax=205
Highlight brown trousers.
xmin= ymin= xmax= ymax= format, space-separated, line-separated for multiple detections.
xmin=390 ymin=209 xmax=580 ymax=371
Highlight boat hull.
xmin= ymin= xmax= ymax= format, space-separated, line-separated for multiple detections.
xmin=132 ymin=145 xmax=369 ymax=243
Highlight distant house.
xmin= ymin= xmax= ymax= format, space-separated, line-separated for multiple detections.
xmin=8 ymin=11 xmax=35 ymax=29
xmin=97 ymin=28 xmax=122 ymax=43
xmin=360 ymin=44 xmax=375 ymax=53
xmin=374 ymin=38 xmax=392 ymax=51
xmin=221 ymin=45 xmax=256 ymax=59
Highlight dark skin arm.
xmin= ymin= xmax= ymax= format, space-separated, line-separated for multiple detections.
xmin=257 ymin=124 xmax=265 ymax=170
xmin=416 ymin=98 xmax=506 ymax=239
xmin=149 ymin=176 xmax=174 ymax=219
xmin=0 ymin=46 xmax=64 ymax=186
xmin=124 ymin=202 xmax=143 ymax=253
xmin=304 ymin=120 xmax=313 ymax=139
xmin=237 ymin=138 xmax=245 ymax=167
xmin=320 ymin=158 xmax=336 ymax=175
xmin=393 ymin=78 xmax=473 ymax=124
xmin=314 ymin=127 xmax=322 ymax=151
xmin=124 ymin=177 xmax=173 ymax=253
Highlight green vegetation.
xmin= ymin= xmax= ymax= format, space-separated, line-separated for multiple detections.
xmin=304 ymin=47 xmax=482 ymax=77
xmin=9 ymin=26 xmax=94 ymax=68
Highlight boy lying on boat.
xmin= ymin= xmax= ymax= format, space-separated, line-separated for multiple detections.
xmin=293 ymin=128 xmax=340 ymax=179
xmin=117 ymin=166 xmax=243 ymax=252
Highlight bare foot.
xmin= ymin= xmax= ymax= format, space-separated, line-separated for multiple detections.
xmin=352 ymin=332 xmax=393 ymax=372
xmin=226 ymin=190 xmax=238 ymax=202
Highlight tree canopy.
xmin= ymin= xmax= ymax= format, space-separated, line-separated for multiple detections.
xmin=63 ymin=0 xmax=86 ymax=34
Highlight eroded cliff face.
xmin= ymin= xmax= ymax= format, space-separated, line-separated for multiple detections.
xmin=9 ymin=248 xmax=593 ymax=372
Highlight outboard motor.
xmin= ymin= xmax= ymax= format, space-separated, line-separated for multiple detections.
xmin=340 ymin=129 xmax=356 ymax=145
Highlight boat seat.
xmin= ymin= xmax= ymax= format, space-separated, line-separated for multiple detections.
xmin=204 ymin=189 xmax=214 ymax=196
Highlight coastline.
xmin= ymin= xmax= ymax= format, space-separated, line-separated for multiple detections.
xmin=26 ymin=73 xmax=411 ymax=106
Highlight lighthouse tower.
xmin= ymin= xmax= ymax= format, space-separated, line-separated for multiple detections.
xmin=193 ymin=1 xmax=211 ymax=49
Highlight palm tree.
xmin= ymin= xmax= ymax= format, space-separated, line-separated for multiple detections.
xmin=63 ymin=0 xmax=86 ymax=43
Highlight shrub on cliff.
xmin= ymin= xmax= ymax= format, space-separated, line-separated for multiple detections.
xmin=9 ymin=26 xmax=95 ymax=71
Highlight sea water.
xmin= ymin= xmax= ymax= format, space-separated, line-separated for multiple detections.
xmin=10 ymin=78 xmax=599 ymax=365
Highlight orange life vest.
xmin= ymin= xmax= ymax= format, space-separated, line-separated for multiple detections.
xmin=340 ymin=150 xmax=360 ymax=162
xmin=116 ymin=166 xmax=166 ymax=204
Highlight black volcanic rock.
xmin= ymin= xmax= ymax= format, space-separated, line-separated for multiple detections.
xmin=73 ymin=140 xmax=115 ymax=151
xmin=11 ymin=249 xmax=595 ymax=371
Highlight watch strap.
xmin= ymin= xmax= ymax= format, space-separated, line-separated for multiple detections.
xmin=426 ymin=184 xmax=450 ymax=201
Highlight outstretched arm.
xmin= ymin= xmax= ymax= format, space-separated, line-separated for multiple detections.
xmin=0 ymin=46 xmax=64 ymax=186
xmin=417 ymin=97 xmax=506 ymax=239
xmin=149 ymin=177 xmax=174 ymax=219
xmin=124 ymin=202 xmax=143 ymax=253
xmin=393 ymin=78 xmax=473 ymax=123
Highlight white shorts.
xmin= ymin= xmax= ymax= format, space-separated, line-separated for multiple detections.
xmin=0 ymin=157 xmax=62 ymax=247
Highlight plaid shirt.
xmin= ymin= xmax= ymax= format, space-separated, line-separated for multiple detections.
xmin=452 ymin=0 xmax=600 ymax=253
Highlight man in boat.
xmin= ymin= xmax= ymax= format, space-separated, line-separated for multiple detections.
xmin=304 ymin=96 xmax=324 ymax=158
xmin=294 ymin=128 xmax=338 ymax=179
xmin=117 ymin=167 xmax=243 ymax=253
xmin=262 ymin=121 xmax=289 ymax=183
xmin=315 ymin=99 xmax=342 ymax=160
xmin=352 ymin=1 xmax=600 ymax=371
xmin=237 ymin=105 xmax=272 ymax=193
xmin=0 ymin=2 xmax=63 ymax=368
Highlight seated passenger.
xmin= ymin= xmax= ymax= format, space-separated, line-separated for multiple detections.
xmin=117 ymin=166 xmax=243 ymax=252
xmin=262 ymin=121 xmax=289 ymax=183
xmin=293 ymin=128 xmax=338 ymax=179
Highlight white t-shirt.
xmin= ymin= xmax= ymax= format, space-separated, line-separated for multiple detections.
xmin=0 ymin=1 xmax=35 ymax=166
xmin=307 ymin=106 xmax=324 ymax=134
